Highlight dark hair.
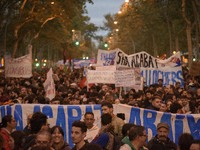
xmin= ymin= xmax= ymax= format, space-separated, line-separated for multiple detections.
xmin=30 ymin=112 xmax=48 ymax=134
xmin=84 ymin=112 xmax=94 ymax=118
xmin=101 ymin=113 xmax=112 ymax=126
xmin=50 ymin=126 xmax=64 ymax=137
xmin=11 ymin=130 xmax=26 ymax=150
xmin=178 ymin=133 xmax=194 ymax=150
xmin=170 ymin=102 xmax=182 ymax=113
xmin=190 ymin=140 xmax=200 ymax=145
xmin=0 ymin=115 xmax=13 ymax=128
xmin=122 ymin=123 xmax=136 ymax=137
xmin=101 ymin=101 xmax=113 ymax=108
xmin=129 ymin=125 xmax=145 ymax=141
xmin=72 ymin=121 xmax=87 ymax=133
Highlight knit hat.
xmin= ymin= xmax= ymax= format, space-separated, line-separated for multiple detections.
xmin=157 ymin=122 xmax=169 ymax=130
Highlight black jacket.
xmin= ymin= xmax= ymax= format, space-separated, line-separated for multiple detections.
xmin=147 ymin=135 xmax=177 ymax=150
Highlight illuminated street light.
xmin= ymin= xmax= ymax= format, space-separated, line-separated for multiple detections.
xmin=114 ymin=21 xmax=118 ymax=24
xmin=173 ymin=51 xmax=176 ymax=54
xmin=116 ymin=29 xmax=119 ymax=32
xmin=118 ymin=11 xmax=122 ymax=14
xmin=51 ymin=1 xmax=54 ymax=5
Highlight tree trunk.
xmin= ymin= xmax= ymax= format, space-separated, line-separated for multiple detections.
xmin=186 ymin=25 xmax=193 ymax=69
xmin=12 ymin=39 xmax=19 ymax=58
xmin=175 ymin=36 xmax=179 ymax=52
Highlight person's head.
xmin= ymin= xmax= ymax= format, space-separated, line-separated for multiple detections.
xmin=84 ymin=112 xmax=95 ymax=129
xmin=197 ymin=88 xmax=200 ymax=96
xmin=11 ymin=130 xmax=26 ymax=150
xmin=101 ymin=113 xmax=112 ymax=126
xmin=178 ymin=133 xmax=194 ymax=150
xmin=128 ymin=125 xmax=147 ymax=147
xmin=122 ymin=123 xmax=136 ymax=138
xmin=166 ymin=99 xmax=173 ymax=111
xmin=30 ymin=112 xmax=48 ymax=134
xmin=179 ymin=96 xmax=189 ymax=106
xmin=35 ymin=130 xmax=52 ymax=147
xmin=50 ymin=126 xmax=64 ymax=145
xmin=170 ymin=102 xmax=184 ymax=114
xmin=0 ymin=115 xmax=16 ymax=131
xmin=156 ymin=122 xmax=170 ymax=141
xmin=151 ymin=96 xmax=162 ymax=109
xmin=101 ymin=101 xmax=113 ymax=115
xmin=145 ymin=90 xmax=153 ymax=100
xmin=102 ymin=84 xmax=109 ymax=92
xmin=158 ymin=79 xmax=163 ymax=85
xmin=51 ymin=97 xmax=61 ymax=105
xmin=159 ymin=103 xmax=167 ymax=112
xmin=70 ymin=97 xmax=81 ymax=105
xmin=190 ymin=140 xmax=200 ymax=150
xmin=71 ymin=121 xmax=87 ymax=145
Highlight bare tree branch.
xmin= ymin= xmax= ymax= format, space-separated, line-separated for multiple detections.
xmin=30 ymin=16 xmax=56 ymax=42
xmin=182 ymin=0 xmax=191 ymax=25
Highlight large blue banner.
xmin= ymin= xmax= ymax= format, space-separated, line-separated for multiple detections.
xmin=0 ymin=104 xmax=199 ymax=147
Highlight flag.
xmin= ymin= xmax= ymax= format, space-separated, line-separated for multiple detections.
xmin=43 ymin=68 xmax=55 ymax=100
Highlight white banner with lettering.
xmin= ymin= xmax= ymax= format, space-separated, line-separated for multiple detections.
xmin=97 ymin=49 xmax=184 ymax=87
xmin=5 ymin=45 xmax=32 ymax=78
xmin=0 ymin=104 xmax=199 ymax=148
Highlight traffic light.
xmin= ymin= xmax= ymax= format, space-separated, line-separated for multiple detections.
xmin=74 ymin=40 xmax=80 ymax=46
xmin=104 ymin=42 xmax=108 ymax=48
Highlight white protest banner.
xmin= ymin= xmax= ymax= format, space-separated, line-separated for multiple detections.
xmin=97 ymin=49 xmax=184 ymax=87
xmin=87 ymin=70 xmax=115 ymax=84
xmin=5 ymin=45 xmax=32 ymax=78
xmin=96 ymin=65 xmax=116 ymax=71
xmin=97 ymin=49 xmax=118 ymax=66
xmin=43 ymin=68 xmax=55 ymax=100
xmin=115 ymin=70 xmax=135 ymax=87
xmin=1 ymin=104 xmax=200 ymax=148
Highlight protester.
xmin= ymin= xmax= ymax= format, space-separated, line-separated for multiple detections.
xmin=34 ymin=130 xmax=53 ymax=149
xmin=23 ymin=112 xmax=49 ymax=150
xmin=11 ymin=130 xmax=26 ymax=150
xmin=83 ymin=112 xmax=99 ymax=143
xmin=189 ymin=140 xmax=200 ymax=150
xmin=71 ymin=121 xmax=88 ymax=150
xmin=178 ymin=133 xmax=194 ymax=150
xmin=23 ymin=113 xmax=33 ymax=135
xmin=92 ymin=113 xmax=116 ymax=149
xmin=0 ymin=115 xmax=16 ymax=150
xmin=147 ymin=122 xmax=177 ymax=150
xmin=146 ymin=96 xmax=162 ymax=111
xmin=101 ymin=101 xmax=125 ymax=138
xmin=50 ymin=126 xmax=71 ymax=150
xmin=120 ymin=125 xmax=147 ymax=150
xmin=121 ymin=123 xmax=136 ymax=149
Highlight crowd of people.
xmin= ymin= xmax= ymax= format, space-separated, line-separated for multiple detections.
xmin=0 ymin=66 xmax=200 ymax=150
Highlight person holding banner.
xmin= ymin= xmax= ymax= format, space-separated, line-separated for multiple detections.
xmin=101 ymin=101 xmax=125 ymax=139
xmin=147 ymin=122 xmax=177 ymax=150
